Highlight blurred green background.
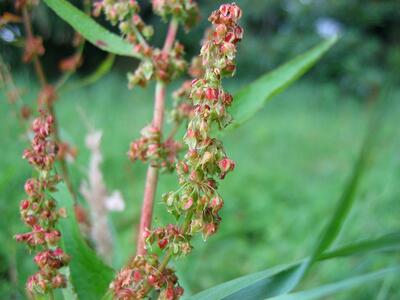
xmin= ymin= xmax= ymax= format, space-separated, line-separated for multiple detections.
xmin=1 ymin=0 xmax=400 ymax=299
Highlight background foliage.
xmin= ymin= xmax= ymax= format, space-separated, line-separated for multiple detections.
xmin=2 ymin=0 xmax=400 ymax=94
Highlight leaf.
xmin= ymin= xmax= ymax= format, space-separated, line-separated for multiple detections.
xmin=268 ymin=266 xmax=400 ymax=300
xmin=189 ymin=263 xmax=298 ymax=300
xmin=73 ymin=54 xmax=115 ymax=88
xmin=228 ymin=36 xmax=337 ymax=130
xmin=61 ymin=54 xmax=116 ymax=92
xmin=309 ymin=126 xmax=374 ymax=259
xmin=42 ymin=0 xmax=141 ymax=58
xmin=319 ymin=231 xmax=400 ymax=260
xmin=189 ymin=231 xmax=400 ymax=300
xmin=54 ymin=183 xmax=115 ymax=300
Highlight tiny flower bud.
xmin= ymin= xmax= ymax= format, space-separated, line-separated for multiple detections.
xmin=183 ymin=198 xmax=193 ymax=210
xmin=205 ymin=87 xmax=219 ymax=101
xmin=218 ymin=157 xmax=235 ymax=173
xmin=148 ymin=274 xmax=157 ymax=285
xmin=202 ymin=223 xmax=217 ymax=240
xmin=143 ymin=228 xmax=151 ymax=239
xmin=158 ymin=238 xmax=168 ymax=250
xmin=24 ymin=179 xmax=36 ymax=196
xmin=52 ymin=274 xmax=66 ymax=288
xmin=20 ymin=199 xmax=30 ymax=210
xmin=58 ymin=207 xmax=67 ymax=218
xmin=25 ymin=215 xmax=37 ymax=226
xmin=133 ymin=271 xmax=142 ymax=282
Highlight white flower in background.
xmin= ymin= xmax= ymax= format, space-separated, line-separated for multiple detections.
xmin=315 ymin=17 xmax=342 ymax=38
xmin=0 ymin=25 xmax=20 ymax=43
xmin=106 ymin=191 xmax=125 ymax=212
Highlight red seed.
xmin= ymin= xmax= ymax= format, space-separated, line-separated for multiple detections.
xmin=158 ymin=238 xmax=168 ymax=249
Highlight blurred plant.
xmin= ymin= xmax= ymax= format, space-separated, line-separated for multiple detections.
xmin=5 ymin=0 xmax=94 ymax=200
xmin=0 ymin=54 xmax=31 ymax=132
xmin=80 ymin=128 xmax=125 ymax=264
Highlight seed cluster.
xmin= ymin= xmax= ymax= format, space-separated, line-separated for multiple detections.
xmin=94 ymin=0 xmax=198 ymax=89
xmin=15 ymin=110 xmax=69 ymax=295
xmin=147 ymin=2 xmax=243 ymax=253
xmin=128 ymin=125 xmax=181 ymax=172
xmin=93 ymin=0 xmax=154 ymax=43
xmin=111 ymin=254 xmax=183 ymax=300
xmin=171 ymin=56 xmax=203 ymax=124
xmin=23 ymin=36 xmax=45 ymax=63
xmin=152 ymin=0 xmax=199 ymax=30
xmin=128 ymin=42 xmax=187 ymax=88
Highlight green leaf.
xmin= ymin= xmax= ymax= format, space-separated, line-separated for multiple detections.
xmin=189 ymin=231 xmax=400 ymax=300
xmin=189 ymin=263 xmax=298 ymax=300
xmin=74 ymin=54 xmax=115 ymax=88
xmin=228 ymin=36 xmax=337 ymax=130
xmin=42 ymin=0 xmax=141 ymax=58
xmin=319 ymin=231 xmax=400 ymax=260
xmin=61 ymin=54 xmax=116 ymax=92
xmin=309 ymin=128 xmax=374 ymax=259
xmin=54 ymin=183 xmax=114 ymax=300
xmin=268 ymin=266 xmax=400 ymax=300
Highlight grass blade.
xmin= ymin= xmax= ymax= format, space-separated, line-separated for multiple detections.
xmin=319 ymin=231 xmax=400 ymax=260
xmin=310 ymin=128 xmax=375 ymax=259
xmin=189 ymin=231 xmax=400 ymax=300
xmin=268 ymin=266 xmax=400 ymax=300
xmin=61 ymin=54 xmax=116 ymax=92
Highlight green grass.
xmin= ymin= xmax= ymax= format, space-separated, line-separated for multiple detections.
xmin=1 ymin=73 xmax=399 ymax=299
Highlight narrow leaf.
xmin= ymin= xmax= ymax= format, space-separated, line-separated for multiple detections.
xmin=43 ymin=0 xmax=141 ymax=58
xmin=310 ymin=113 xmax=378 ymax=260
xmin=228 ymin=36 xmax=337 ymax=130
xmin=268 ymin=266 xmax=400 ymax=300
xmin=189 ymin=230 xmax=400 ymax=300
xmin=319 ymin=231 xmax=400 ymax=260
xmin=54 ymin=184 xmax=114 ymax=300
xmin=189 ymin=263 xmax=298 ymax=300
xmin=74 ymin=54 xmax=115 ymax=88
xmin=61 ymin=54 xmax=116 ymax=92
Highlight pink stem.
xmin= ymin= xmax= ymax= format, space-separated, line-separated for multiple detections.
xmin=136 ymin=19 xmax=179 ymax=255
xmin=163 ymin=18 xmax=179 ymax=52
xmin=136 ymin=83 xmax=165 ymax=255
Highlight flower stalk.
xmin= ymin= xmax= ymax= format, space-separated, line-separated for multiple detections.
xmin=137 ymin=17 xmax=180 ymax=255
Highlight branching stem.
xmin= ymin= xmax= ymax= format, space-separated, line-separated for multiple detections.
xmin=136 ymin=19 xmax=179 ymax=255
